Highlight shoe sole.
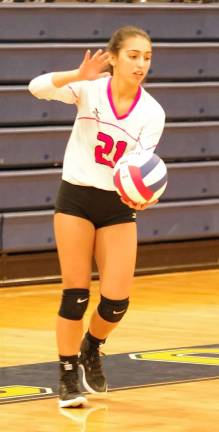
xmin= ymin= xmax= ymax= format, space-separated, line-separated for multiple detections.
xmin=80 ymin=364 xmax=108 ymax=395
xmin=59 ymin=395 xmax=87 ymax=408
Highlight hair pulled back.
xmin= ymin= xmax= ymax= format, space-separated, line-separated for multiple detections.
xmin=107 ymin=26 xmax=151 ymax=74
xmin=108 ymin=26 xmax=151 ymax=54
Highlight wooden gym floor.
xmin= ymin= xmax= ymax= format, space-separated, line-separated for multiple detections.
xmin=1 ymin=269 xmax=219 ymax=432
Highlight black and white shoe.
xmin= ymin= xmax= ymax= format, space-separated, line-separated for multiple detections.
xmin=59 ymin=370 xmax=87 ymax=408
xmin=79 ymin=337 xmax=107 ymax=394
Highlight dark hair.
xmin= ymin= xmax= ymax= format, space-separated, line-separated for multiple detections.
xmin=106 ymin=26 xmax=151 ymax=74
xmin=108 ymin=26 xmax=151 ymax=54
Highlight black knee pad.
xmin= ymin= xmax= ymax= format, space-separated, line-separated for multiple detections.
xmin=97 ymin=295 xmax=129 ymax=323
xmin=58 ymin=288 xmax=89 ymax=320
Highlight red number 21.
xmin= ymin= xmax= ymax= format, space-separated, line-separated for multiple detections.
xmin=95 ymin=131 xmax=127 ymax=168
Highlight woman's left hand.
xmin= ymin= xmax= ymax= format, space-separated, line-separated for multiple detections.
xmin=121 ymin=197 xmax=158 ymax=210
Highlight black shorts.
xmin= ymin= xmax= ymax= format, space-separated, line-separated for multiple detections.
xmin=55 ymin=180 xmax=136 ymax=229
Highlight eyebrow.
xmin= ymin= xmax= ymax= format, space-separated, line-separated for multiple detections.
xmin=127 ymin=49 xmax=152 ymax=54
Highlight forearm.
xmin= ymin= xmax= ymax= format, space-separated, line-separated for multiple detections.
xmin=28 ymin=71 xmax=79 ymax=104
xmin=52 ymin=69 xmax=82 ymax=88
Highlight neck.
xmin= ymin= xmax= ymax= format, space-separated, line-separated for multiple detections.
xmin=110 ymin=75 xmax=139 ymax=100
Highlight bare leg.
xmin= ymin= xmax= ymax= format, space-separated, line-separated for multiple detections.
xmin=89 ymin=222 xmax=137 ymax=340
xmin=54 ymin=213 xmax=95 ymax=355
xmin=79 ymin=222 xmax=137 ymax=394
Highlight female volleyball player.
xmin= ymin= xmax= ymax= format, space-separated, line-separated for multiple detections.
xmin=29 ymin=26 xmax=165 ymax=408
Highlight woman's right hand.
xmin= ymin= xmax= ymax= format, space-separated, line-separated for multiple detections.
xmin=78 ymin=49 xmax=110 ymax=81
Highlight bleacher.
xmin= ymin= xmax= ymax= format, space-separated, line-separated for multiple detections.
xmin=0 ymin=2 xmax=219 ymax=284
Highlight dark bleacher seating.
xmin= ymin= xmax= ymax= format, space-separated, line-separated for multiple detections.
xmin=137 ymin=199 xmax=219 ymax=243
xmin=3 ymin=199 xmax=219 ymax=253
xmin=1 ymin=82 xmax=219 ymax=125
xmin=1 ymin=122 xmax=219 ymax=168
xmin=0 ymin=126 xmax=71 ymax=168
xmin=1 ymin=3 xmax=219 ymax=281
xmin=0 ymin=169 xmax=61 ymax=211
xmin=0 ymin=4 xmax=219 ymax=41
xmin=1 ymin=162 xmax=219 ymax=212
xmin=159 ymin=121 xmax=219 ymax=161
xmin=1 ymin=42 xmax=219 ymax=83
xmin=2 ymin=210 xmax=54 ymax=253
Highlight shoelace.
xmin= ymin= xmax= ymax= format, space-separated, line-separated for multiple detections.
xmin=87 ymin=348 xmax=105 ymax=373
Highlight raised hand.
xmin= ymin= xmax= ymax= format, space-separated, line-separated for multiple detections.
xmin=79 ymin=49 xmax=110 ymax=81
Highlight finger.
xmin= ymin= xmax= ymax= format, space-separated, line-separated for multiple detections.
xmin=139 ymin=200 xmax=158 ymax=210
xmin=99 ymin=53 xmax=111 ymax=66
xmin=91 ymin=49 xmax=103 ymax=60
xmin=135 ymin=204 xmax=143 ymax=210
xmin=99 ymin=52 xmax=111 ymax=61
xmin=120 ymin=197 xmax=129 ymax=205
xmin=103 ymin=58 xmax=110 ymax=67
xmin=149 ymin=199 xmax=158 ymax=206
xmin=93 ymin=51 xmax=110 ymax=66
xmin=121 ymin=197 xmax=137 ymax=208
xmin=97 ymin=72 xmax=111 ymax=78
xmin=83 ymin=49 xmax=91 ymax=63
xmin=120 ymin=197 xmax=127 ymax=205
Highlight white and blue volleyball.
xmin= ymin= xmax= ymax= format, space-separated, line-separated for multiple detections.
xmin=113 ymin=151 xmax=167 ymax=204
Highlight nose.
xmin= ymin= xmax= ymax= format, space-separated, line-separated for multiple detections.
xmin=137 ymin=56 xmax=145 ymax=68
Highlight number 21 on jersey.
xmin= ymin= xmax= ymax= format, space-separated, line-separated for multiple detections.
xmin=95 ymin=131 xmax=127 ymax=168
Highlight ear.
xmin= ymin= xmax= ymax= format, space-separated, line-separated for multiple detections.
xmin=108 ymin=52 xmax=117 ymax=68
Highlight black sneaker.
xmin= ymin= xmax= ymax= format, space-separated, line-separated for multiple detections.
xmin=59 ymin=369 xmax=87 ymax=408
xmin=79 ymin=337 xmax=107 ymax=394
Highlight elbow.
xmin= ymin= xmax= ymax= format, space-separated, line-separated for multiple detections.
xmin=28 ymin=74 xmax=52 ymax=100
xmin=28 ymin=78 xmax=40 ymax=98
xmin=28 ymin=80 xmax=35 ymax=96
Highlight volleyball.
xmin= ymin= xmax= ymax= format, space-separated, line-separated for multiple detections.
xmin=113 ymin=151 xmax=167 ymax=204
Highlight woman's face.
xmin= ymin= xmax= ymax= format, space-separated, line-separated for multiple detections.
xmin=110 ymin=36 xmax=152 ymax=85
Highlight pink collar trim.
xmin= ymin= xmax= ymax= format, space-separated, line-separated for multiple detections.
xmin=107 ymin=78 xmax=141 ymax=120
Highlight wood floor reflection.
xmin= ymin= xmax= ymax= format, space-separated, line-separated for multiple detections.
xmin=1 ymin=269 xmax=219 ymax=432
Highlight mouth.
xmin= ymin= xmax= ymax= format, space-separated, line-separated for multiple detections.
xmin=133 ymin=72 xmax=144 ymax=79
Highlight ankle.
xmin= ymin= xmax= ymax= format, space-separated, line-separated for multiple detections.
xmin=59 ymin=354 xmax=79 ymax=373
xmin=86 ymin=331 xmax=106 ymax=348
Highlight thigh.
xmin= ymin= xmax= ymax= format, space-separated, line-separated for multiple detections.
xmin=94 ymin=222 xmax=137 ymax=299
xmin=54 ymin=213 xmax=95 ymax=288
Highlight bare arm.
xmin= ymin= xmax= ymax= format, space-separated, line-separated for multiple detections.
xmin=52 ymin=49 xmax=110 ymax=87
xmin=29 ymin=49 xmax=110 ymax=103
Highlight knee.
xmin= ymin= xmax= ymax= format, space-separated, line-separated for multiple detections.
xmin=58 ymin=288 xmax=89 ymax=320
xmin=62 ymin=274 xmax=91 ymax=289
xmin=97 ymin=295 xmax=129 ymax=323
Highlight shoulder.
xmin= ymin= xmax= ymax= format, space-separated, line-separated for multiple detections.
xmin=68 ymin=77 xmax=108 ymax=104
xmin=140 ymin=86 xmax=165 ymax=120
xmin=88 ymin=76 xmax=109 ymax=95
xmin=79 ymin=76 xmax=109 ymax=92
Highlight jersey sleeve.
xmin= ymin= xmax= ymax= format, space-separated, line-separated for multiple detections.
xmin=137 ymin=105 xmax=165 ymax=154
xmin=28 ymin=72 xmax=82 ymax=105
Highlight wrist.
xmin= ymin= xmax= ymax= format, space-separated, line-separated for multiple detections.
xmin=77 ymin=67 xmax=87 ymax=82
xmin=52 ymin=69 xmax=81 ymax=88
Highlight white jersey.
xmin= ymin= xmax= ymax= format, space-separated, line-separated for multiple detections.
xmin=29 ymin=74 xmax=165 ymax=191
